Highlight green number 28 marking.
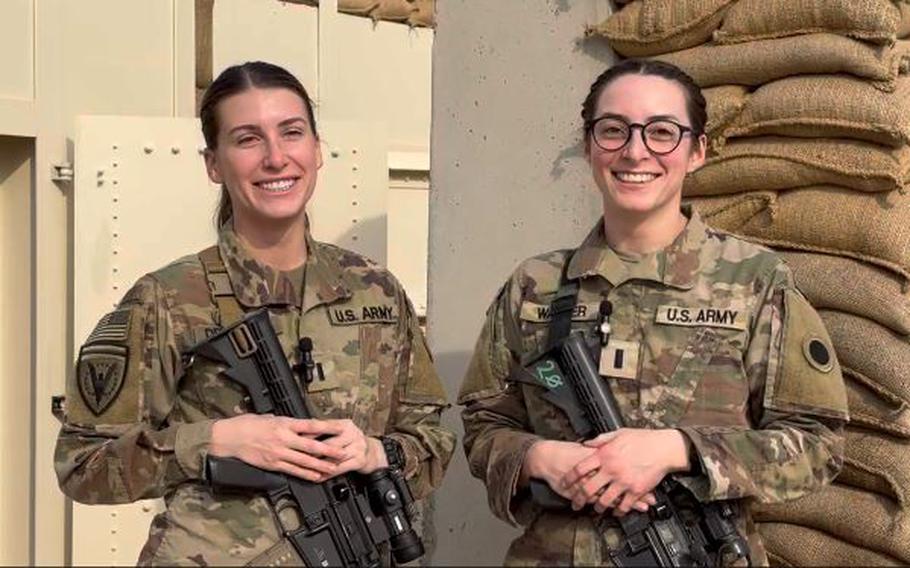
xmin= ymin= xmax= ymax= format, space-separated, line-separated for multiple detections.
xmin=534 ymin=359 xmax=564 ymax=389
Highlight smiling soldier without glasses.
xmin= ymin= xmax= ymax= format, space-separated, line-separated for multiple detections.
xmin=54 ymin=61 xmax=455 ymax=566
xmin=458 ymin=59 xmax=848 ymax=566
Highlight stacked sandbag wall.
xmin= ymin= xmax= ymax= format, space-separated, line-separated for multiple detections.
xmin=283 ymin=0 xmax=435 ymax=28
xmin=591 ymin=0 xmax=910 ymax=564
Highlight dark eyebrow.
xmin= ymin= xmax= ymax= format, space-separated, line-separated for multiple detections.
xmin=227 ymin=116 xmax=309 ymax=137
xmin=594 ymin=112 xmax=682 ymax=122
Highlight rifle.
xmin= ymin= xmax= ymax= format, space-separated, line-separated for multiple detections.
xmin=528 ymin=331 xmax=751 ymax=567
xmin=189 ymin=308 xmax=423 ymax=567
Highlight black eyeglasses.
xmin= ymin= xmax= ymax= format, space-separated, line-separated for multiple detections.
xmin=586 ymin=116 xmax=694 ymax=155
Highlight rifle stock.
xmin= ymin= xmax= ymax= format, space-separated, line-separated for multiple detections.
xmin=191 ymin=308 xmax=423 ymax=567
xmin=528 ymin=332 xmax=750 ymax=567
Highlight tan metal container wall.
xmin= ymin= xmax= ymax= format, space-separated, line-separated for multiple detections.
xmin=0 ymin=136 xmax=34 ymax=566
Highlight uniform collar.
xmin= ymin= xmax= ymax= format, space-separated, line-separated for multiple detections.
xmin=566 ymin=205 xmax=707 ymax=290
xmin=217 ymin=223 xmax=351 ymax=309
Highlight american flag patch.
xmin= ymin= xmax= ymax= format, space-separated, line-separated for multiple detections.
xmin=86 ymin=308 xmax=132 ymax=344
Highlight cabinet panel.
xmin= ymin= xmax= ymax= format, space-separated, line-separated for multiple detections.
xmin=0 ymin=0 xmax=34 ymax=101
xmin=0 ymin=136 xmax=34 ymax=566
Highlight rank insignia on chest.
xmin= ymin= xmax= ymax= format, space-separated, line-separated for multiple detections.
xmin=599 ymin=339 xmax=640 ymax=380
xmin=655 ymin=305 xmax=747 ymax=331
xmin=77 ymin=343 xmax=128 ymax=415
xmin=328 ymin=304 xmax=398 ymax=325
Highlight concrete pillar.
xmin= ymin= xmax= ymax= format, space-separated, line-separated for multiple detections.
xmin=429 ymin=0 xmax=616 ymax=565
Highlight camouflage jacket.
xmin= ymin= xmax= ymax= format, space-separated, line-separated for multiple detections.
xmin=55 ymin=224 xmax=455 ymax=566
xmin=459 ymin=208 xmax=848 ymax=566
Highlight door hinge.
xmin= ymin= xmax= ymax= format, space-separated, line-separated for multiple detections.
xmin=51 ymin=162 xmax=74 ymax=183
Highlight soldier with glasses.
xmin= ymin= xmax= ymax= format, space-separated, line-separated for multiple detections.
xmin=458 ymin=59 xmax=848 ymax=566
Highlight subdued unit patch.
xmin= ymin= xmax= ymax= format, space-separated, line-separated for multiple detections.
xmin=803 ymin=337 xmax=834 ymax=373
xmin=77 ymin=344 xmax=128 ymax=416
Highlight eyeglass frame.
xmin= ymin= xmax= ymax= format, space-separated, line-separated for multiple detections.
xmin=584 ymin=115 xmax=696 ymax=155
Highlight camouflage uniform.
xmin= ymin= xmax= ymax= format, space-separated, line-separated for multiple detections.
xmin=459 ymin=207 xmax=848 ymax=566
xmin=55 ymin=223 xmax=455 ymax=566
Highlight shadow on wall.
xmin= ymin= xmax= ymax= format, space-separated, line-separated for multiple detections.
xmin=312 ymin=213 xmax=388 ymax=267
xmin=431 ymin=348 xmax=523 ymax=566
xmin=550 ymin=35 xmax=616 ymax=181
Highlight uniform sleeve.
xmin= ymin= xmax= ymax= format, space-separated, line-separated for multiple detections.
xmin=458 ymin=279 xmax=542 ymax=527
xmin=383 ymin=291 xmax=456 ymax=501
xmin=54 ymin=275 xmax=213 ymax=504
xmin=675 ymin=263 xmax=848 ymax=503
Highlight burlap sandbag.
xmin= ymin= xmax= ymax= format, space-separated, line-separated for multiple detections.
xmin=900 ymin=3 xmax=910 ymax=39
xmin=703 ymin=85 xmax=749 ymax=142
xmin=779 ymin=251 xmax=910 ymax=335
xmin=697 ymin=187 xmax=910 ymax=279
xmin=407 ymin=0 xmax=434 ymax=28
xmin=846 ymin=371 xmax=910 ymax=439
xmin=713 ymin=0 xmax=900 ymax=45
xmin=721 ymin=75 xmax=910 ymax=148
xmin=654 ymin=33 xmax=906 ymax=92
xmin=589 ymin=0 xmax=735 ymax=57
xmin=821 ymin=309 xmax=910 ymax=405
xmin=339 ymin=0 xmax=415 ymax=20
xmin=685 ymin=137 xmax=910 ymax=196
xmin=758 ymin=522 xmax=904 ymax=566
xmin=838 ymin=428 xmax=910 ymax=506
xmin=752 ymin=483 xmax=910 ymax=563
xmin=685 ymin=192 xmax=775 ymax=229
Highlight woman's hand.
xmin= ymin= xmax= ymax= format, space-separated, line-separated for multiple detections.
xmin=521 ymin=440 xmax=597 ymax=500
xmin=209 ymin=414 xmax=348 ymax=482
xmin=562 ymin=428 xmax=691 ymax=515
xmin=318 ymin=418 xmax=388 ymax=476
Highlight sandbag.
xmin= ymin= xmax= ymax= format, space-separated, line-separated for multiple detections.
xmin=407 ymin=0 xmax=434 ymax=28
xmin=838 ymin=428 xmax=910 ymax=506
xmin=758 ymin=522 xmax=904 ymax=566
xmin=703 ymin=85 xmax=749 ymax=142
xmin=752 ymin=484 xmax=910 ymax=563
xmin=846 ymin=372 xmax=910 ymax=439
xmin=722 ymin=75 xmax=910 ymax=148
xmin=685 ymin=137 xmax=910 ymax=196
xmin=695 ymin=187 xmax=910 ymax=280
xmin=685 ymin=192 xmax=775 ymax=229
xmin=654 ymin=33 xmax=906 ymax=92
xmin=713 ymin=0 xmax=900 ymax=45
xmin=900 ymin=3 xmax=910 ymax=38
xmin=590 ymin=0 xmax=735 ymax=57
xmin=339 ymin=0 xmax=415 ymax=20
xmin=779 ymin=251 xmax=910 ymax=335
xmin=822 ymin=310 xmax=910 ymax=405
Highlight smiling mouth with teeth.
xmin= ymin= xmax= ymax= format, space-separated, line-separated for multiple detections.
xmin=613 ymin=171 xmax=660 ymax=184
xmin=256 ymin=178 xmax=297 ymax=193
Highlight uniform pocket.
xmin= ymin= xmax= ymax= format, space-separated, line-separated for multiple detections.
xmin=646 ymin=327 xmax=748 ymax=427
xmin=356 ymin=323 xmax=397 ymax=435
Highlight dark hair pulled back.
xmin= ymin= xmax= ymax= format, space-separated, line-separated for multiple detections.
xmin=581 ymin=59 xmax=707 ymax=140
xmin=200 ymin=61 xmax=318 ymax=227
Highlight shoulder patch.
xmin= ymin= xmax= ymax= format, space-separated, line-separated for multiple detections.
xmin=768 ymin=289 xmax=848 ymax=420
xmin=328 ymin=304 xmax=399 ymax=325
xmin=655 ymin=304 xmax=747 ymax=331
xmin=85 ymin=308 xmax=132 ymax=344
xmin=519 ymin=301 xmax=600 ymax=323
xmin=77 ymin=344 xmax=128 ymax=415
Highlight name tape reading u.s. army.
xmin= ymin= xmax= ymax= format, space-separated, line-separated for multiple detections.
xmin=655 ymin=305 xmax=747 ymax=331
xmin=328 ymin=304 xmax=399 ymax=325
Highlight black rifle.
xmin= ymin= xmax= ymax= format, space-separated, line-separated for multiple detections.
xmin=189 ymin=308 xmax=423 ymax=567
xmin=528 ymin=332 xmax=750 ymax=567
